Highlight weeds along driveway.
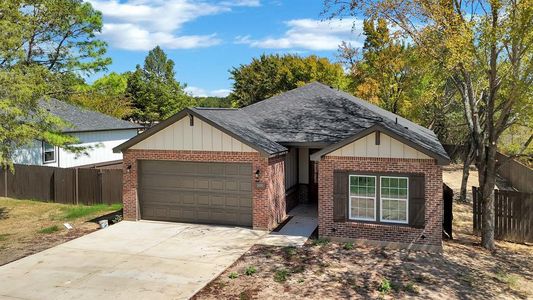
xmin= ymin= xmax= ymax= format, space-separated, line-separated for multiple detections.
xmin=0 ymin=221 xmax=267 ymax=300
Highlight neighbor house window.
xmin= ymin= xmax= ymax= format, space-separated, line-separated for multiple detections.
xmin=349 ymin=175 xmax=376 ymax=221
xmin=43 ymin=142 xmax=56 ymax=163
xmin=380 ymin=176 xmax=408 ymax=223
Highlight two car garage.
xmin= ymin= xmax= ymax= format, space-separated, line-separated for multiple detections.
xmin=137 ymin=160 xmax=253 ymax=227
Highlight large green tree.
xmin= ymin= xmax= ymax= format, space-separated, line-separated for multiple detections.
xmin=0 ymin=66 xmax=83 ymax=169
xmin=70 ymin=72 xmax=134 ymax=119
xmin=325 ymin=0 xmax=533 ymax=249
xmin=0 ymin=0 xmax=109 ymax=167
xmin=340 ymin=18 xmax=464 ymax=141
xmin=229 ymin=54 xmax=348 ymax=107
xmin=127 ymin=46 xmax=193 ymax=125
xmin=0 ymin=0 xmax=110 ymax=74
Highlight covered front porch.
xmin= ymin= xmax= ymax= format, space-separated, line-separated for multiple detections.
xmin=284 ymin=146 xmax=322 ymax=212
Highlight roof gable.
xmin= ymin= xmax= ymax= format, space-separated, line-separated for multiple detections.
xmin=113 ymin=108 xmax=287 ymax=156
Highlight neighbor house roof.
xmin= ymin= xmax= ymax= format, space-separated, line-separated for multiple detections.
xmin=40 ymin=98 xmax=142 ymax=133
xmin=113 ymin=82 xmax=450 ymax=163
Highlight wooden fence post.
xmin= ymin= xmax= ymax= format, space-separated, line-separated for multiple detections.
xmin=75 ymin=168 xmax=79 ymax=205
xmin=4 ymin=169 xmax=7 ymax=197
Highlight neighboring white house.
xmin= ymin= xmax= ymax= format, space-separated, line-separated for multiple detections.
xmin=12 ymin=98 xmax=142 ymax=168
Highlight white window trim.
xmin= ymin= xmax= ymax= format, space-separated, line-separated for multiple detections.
xmin=379 ymin=176 xmax=409 ymax=224
xmin=42 ymin=142 xmax=57 ymax=164
xmin=348 ymin=175 xmax=377 ymax=222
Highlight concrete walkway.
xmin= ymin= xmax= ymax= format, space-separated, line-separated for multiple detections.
xmin=259 ymin=204 xmax=318 ymax=247
xmin=0 ymin=221 xmax=266 ymax=300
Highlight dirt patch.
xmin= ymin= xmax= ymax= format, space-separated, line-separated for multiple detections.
xmin=0 ymin=198 xmax=121 ymax=266
xmin=193 ymin=201 xmax=533 ymax=299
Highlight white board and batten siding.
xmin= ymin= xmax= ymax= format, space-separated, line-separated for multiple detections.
xmin=12 ymin=129 xmax=137 ymax=168
xmin=131 ymin=116 xmax=257 ymax=152
xmin=327 ymin=132 xmax=431 ymax=160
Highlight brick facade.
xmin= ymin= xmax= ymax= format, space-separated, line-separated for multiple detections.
xmin=318 ymin=156 xmax=443 ymax=252
xmin=122 ymin=149 xmax=286 ymax=230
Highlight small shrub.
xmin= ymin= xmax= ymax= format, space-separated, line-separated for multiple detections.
xmin=343 ymin=242 xmax=354 ymax=250
xmin=244 ymin=266 xmax=257 ymax=276
xmin=378 ymin=278 xmax=392 ymax=294
xmin=38 ymin=225 xmax=59 ymax=234
xmin=403 ymin=282 xmax=419 ymax=294
xmin=112 ymin=215 xmax=123 ymax=224
xmin=274 ymin=269 xmax=290 ymax=282
xmin=283 ymin=246 xmax=297 ymax=256
xmin=313 ymin=238 xmax=330 ymax=246
xmin=228 ymin=272 xmax=239 ymax=279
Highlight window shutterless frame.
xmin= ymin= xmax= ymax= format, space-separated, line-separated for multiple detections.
xmin=379 ymin=176 xmax=409 ymax=224
xmin=348 ymin=175 xmax=377 ymax=222
xmin=42 ymin=141 xmax=56 ymax=164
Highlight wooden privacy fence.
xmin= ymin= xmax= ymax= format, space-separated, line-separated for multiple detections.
xmin=496 ymin=152 xmax=533 ymax=194
xmin=0 ymin=164 xmax=123 ymax=205
xmin=473 ymin=187 xmax=533 ymax=243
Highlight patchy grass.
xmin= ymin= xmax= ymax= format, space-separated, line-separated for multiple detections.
xmin=38 ymin=225 xmax=60 ymax=234
xmin=312 ymin=237 xmax=329 ymax=246
xmin=273 ymin=269 xmax=290 ymax=283
xmin=194 ymin=192 xmax=533 ymax=299
xmin=244 ymin=266 xmax=257 ymax=276
xmin=60 ymin=203 xmax=122 ymax=220
xmin=0 ymin=197 xmax=122 ymax=266
xmin=378 ymin=278 xmax=392 ymax=294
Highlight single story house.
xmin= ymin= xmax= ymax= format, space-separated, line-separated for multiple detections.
xmin=13 ymin=98 xmax=142 ymax=168
xmin=114 ymin=82 xmax=450 ymax=251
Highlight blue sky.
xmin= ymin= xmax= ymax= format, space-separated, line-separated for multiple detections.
xmin=88 ymin=0 xmax=366 ymax=97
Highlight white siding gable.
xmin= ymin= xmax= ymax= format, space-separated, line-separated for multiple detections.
xmin=327 ymin=132 xmax=431 ymax=159
xmin=131 ymin=116 xmax=257 ymax=152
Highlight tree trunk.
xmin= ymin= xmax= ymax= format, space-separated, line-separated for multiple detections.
xmin=459 ymin=143 xmax=475 ymax=202
xmin=479 ymin=144 xmax=497 ymax=250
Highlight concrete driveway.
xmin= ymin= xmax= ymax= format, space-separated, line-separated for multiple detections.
xmin=0 ymin=221 xmax=266 ymax=300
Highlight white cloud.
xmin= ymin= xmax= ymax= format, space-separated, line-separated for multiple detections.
xmin=221 ymin=0 xmax=261 ymax=7
xmin=185 ymin=86 xmax=231 ymax=97
xmin=88 ymin=0 xmax=260 ymax=50
xmin=236 ymin=18 xmax=364 ymax=51
xmin=101 ymin=23 xmax=221 ymax=50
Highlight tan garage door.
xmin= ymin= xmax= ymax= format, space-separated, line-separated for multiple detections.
xmin=138 ymin=160 xmax=253 ymax=227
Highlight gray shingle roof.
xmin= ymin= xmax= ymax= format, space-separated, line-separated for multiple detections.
xmin=240 ymin=82 xmax=449 ymax=161
xmin=114 ymin=82 xmax=449 ymax=163
xmin=40 ymin=98 xmax=142 ymax=133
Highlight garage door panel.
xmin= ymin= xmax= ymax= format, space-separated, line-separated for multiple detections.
xmin=210 ymin=180 xmax=224 ymax=190
xmin=139 ymin=160 xmax=252 ymax=227
xmin=239 ymin=182 xmax=252 ymax=192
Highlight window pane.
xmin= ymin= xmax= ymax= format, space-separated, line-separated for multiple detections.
xmin=399 ymin=178 xmax=408 ymax=188
xmin=44 ymin=151 xmax=54 ymax=162
xmin=349 ymin=176 xmax=376 ymax=221
xmin=44 ymin=142 xmax=54 ymax=152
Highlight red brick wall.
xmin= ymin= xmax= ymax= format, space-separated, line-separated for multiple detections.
xmin=122 ymin=149 xmax=286 ymax=230
xmin=318 ymin=156 xmax=443 ymax=251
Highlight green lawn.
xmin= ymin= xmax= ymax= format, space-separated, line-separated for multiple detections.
xmin=0 ymin=197 xmax=122 ymax=265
